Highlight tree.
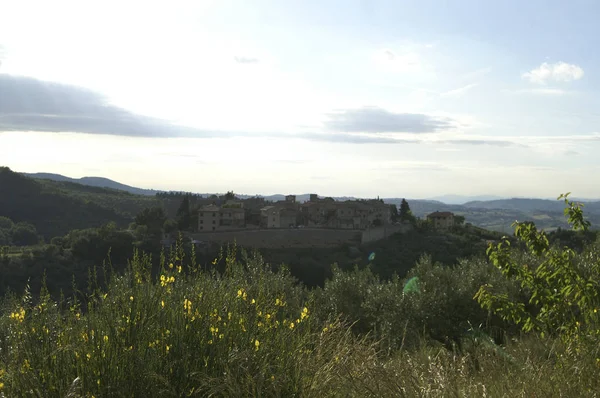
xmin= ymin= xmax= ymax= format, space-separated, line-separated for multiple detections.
xmin=11 ymin=222 xmax=39 ymax=246
xmin=134 ymin=207 xmax=167 ymax=237
xmin=164 ymin=219 xmax=178 ymax=235
xmin=399 ymin=199 xmax=415 ymax=223
xmin=0 ymin=216 xmax=14 ymax=230
xmin=176 ymin=195 xmax=191 ymax=230
xmin=224 ymin=191 xmax=236 ymax=201
xmin=454 ymin=215 xmax=465 ymax=225
xmin=475 ymin=193 xmax=598 ymax=343
xmin=390 ymin=205 xmax=399 ymax=223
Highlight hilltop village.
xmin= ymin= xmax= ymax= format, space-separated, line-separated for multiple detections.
xmin=197 ymin=194 xmax=392 ymax=232
xmin=195 ymin=193 xmax=455 ymax=232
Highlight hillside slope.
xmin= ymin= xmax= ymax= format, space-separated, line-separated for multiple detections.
xmin=1 ymin=167 xmax=160 ymax=238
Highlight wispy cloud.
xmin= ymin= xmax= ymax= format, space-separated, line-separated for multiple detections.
xmin=234 ymin=56 xmax=259 ymax=64
xmin=523 ymin=62 xmax=584 ymax=85
xmin=440 ymin=83 xmax=478 ymax=98
xmin=503 ymin=88 xmax=572 ymax=96
xmin=324 ymin=106 xmax=456 ymax=134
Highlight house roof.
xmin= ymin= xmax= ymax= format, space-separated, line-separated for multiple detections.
xmin=427 ymin=211 xmax=454 ymax=218
xmin=200 ymin=204 xmax=220 ymax=212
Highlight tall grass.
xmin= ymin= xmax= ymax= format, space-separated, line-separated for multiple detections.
xmin=0 ymin=243 xmax=599 ymax=397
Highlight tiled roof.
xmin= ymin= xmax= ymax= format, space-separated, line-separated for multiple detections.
xmin=427 ymin=211 xmax=454 ymax=217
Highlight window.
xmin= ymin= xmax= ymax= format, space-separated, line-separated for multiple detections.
xmin=200 ymin=226 xmax=203 ymax=230
xmin=212 ymin=220 xmax=216 ymax=224
xmin=199 ymin=212 xmax=203 ymax=217
xmin=212 ymin=226 xmax=215 ymax=231
xmin=272 ymin=217 xmax=276 ymax=221
xmin=200 ymin=220 xmax=203 ymax=224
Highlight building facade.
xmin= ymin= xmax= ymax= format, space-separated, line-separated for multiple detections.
xmin=427 ymin=211 xmax=455 ymax=230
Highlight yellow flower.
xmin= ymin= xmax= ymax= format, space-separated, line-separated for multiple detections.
xmin=289 ymin=322 xmax=295 ymax=329
xmin=86 ymin=353 xmax=91 ymax=360
xmin=270 ymin=375 xmax=275 ymax=381
xmin=184 ymin=298 xmax=192 ymax=314
xmin=103 ymin=335 xmax=109 ymax=343
xmin=251 ymin=298 xmax=256 ymax=304
xmin=212 ymin=258 xmax=218 ymax=265
xmin=177 ymin=265 xmax=182 ymax=273
xmin=130 ymin=296 xmax=134 ymax=301
xmin=0 ymin=382 xmax=4 ymax=390
xmin=254 ymin=339 xmax=260 ymax=351
xmin=161 ymin=300 xmax=165 ymax=308
xmin=169 ymin=263 xmax=174 ymax=269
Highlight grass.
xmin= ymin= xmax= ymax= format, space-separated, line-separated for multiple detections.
xmin=0 ymin=244 xmax=599 ymax=397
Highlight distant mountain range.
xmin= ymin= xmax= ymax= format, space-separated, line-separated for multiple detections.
xmin=20 ymin=171 xmax=600 ymax=232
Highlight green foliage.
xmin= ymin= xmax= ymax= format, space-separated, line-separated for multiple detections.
xmin=10 ymin=222 xmax=40 ymax=246
xmin=175 ymin=195 xmax=191 ymax=231
xmin=224 ymin=191 xmax=236 ymax=201
xmin=0 ymin=216 xmax=14 ymax=230
xmin=475 ymin=193 xmax=600 ymax=343
xmin=399 ymin=198 xmax=415 ymax=223
xmin=134 ymin=207 xmax=167 ymax=238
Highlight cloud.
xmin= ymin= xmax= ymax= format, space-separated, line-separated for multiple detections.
xmin=234 ymin=56 xmax=259 ymax=64
xmin=0 ymin=74 xmax=227 ymax=138
xmin=324 ymin=106 xmax=456 ymax=134
xmin=373 ymin=49 xmax=423 ymax=73
xmin=440 ymin=83 xmax=478 ymax=98
xmin=523 ymin=62 xmax=584 ymax=85
xmin=505 ymin=88 xmax=571 ymax=95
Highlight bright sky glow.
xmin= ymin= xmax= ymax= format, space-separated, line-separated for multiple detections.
xmin=1 ymin=0 xmax=600 ymax=198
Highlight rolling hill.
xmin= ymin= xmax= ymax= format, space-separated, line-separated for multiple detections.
xmin=1 ymin=167 xmax=161 ymax=239
xmin=24 ymin=172 xmax=160 ymax=196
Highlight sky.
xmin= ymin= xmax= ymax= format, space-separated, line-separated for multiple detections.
xmin=1 ymin=0 xmax=600 ymax=199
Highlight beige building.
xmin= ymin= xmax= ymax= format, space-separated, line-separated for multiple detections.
xmin=198 ymin=202 xmax=246 ymax=231
xmin=198 ymin=204 xmax=220 ymax=231
xmin=427 ymin=211 xmax=455 ymax=230
xmin=260 ymin=202 xmax=298 ymax=228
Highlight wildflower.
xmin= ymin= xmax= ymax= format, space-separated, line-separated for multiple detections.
xmin=219 ymin=334 xmax=224 ymax=339
xmin=251 ymin=298 xmax=256 ymax=304
xmin=86 ymin=353 xmax=91 ymax=360
xmin=9 ymin=308 xmax=26 ymax=323
xmin=289 ymin=322 xmax=295 ymax=329
xmin=130 ymin=296 xmax=134 ymax=302
xmin=228 ymin=312 xmax=232 ymax=320
xmin=0 ymin=382 xmax=4 ymax=390
xmin=271 ymin=375 xmax=275 ymax=381
xmin=161 ymin=300 xmax=165 ymax=308
xmin=169 ymin=263 xmax=174 ymax=269
xmin=254 ymin=339 xmax=260 ymax=351
xmin=104 ymin=335 xmax=109 ymax=343
xmin=184 ymin=298 xmax=192 ymax=314
xmin=208 ymin=339 xmax=213 ymax=345
xmin=166 ymin=345 xmax=171 ymax=353
xmin=177 ymin=265 xmax=182 ymax=273
xmin=212 ymin=258 xmax=218 ymax=265
xmin=301 ymin=307 xmax=309 ymax=320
